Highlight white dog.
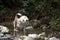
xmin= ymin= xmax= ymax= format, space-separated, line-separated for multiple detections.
xmin=13 ymin=13 xmax=29 ymax=35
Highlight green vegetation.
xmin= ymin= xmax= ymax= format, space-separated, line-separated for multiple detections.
xmin=0 ymin=0 xmax=60 ymax=32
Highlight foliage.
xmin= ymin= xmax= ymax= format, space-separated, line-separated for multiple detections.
xmin=0 ymin=0 xmax=60 ymax=32
xmin=49 ymin=8 xmax=60 ymax=32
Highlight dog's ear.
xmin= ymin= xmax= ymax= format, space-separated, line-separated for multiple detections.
xmin=17 ymin=15 xmax=21 ymax=18
xmin=16 ymin=13 xmax=22 ymax=18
